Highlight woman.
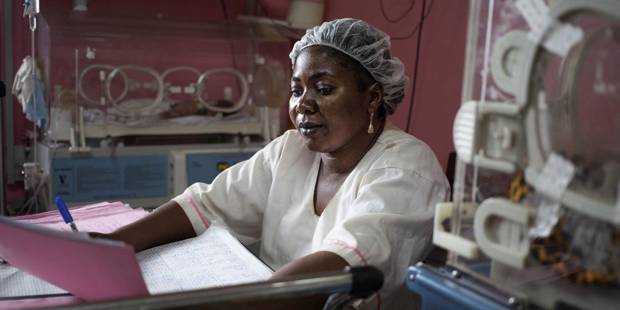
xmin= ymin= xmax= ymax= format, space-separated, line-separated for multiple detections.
xmin=106 ymin=18 xmax=449 ymax=309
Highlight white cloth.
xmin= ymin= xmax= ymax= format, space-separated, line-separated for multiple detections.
xmin=173 ymin=124 xmax=449 ymax=309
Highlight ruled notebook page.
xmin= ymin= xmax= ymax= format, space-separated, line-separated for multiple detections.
xmin=138 ymin=225 xmax=273 ymax=294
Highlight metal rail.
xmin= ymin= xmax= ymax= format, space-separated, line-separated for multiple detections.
xmin=56 ymin=266 xmax=383 ymax=310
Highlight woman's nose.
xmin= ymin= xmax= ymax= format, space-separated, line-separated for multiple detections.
xmin=294 ymin=93 xmax=316 ymax=114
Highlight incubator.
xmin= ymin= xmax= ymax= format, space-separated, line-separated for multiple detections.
xmin=408 ymin=0 xmax=620 ymax=309
xmin=29 ymin=10 xmax=290 ymax=208
xmin=36 ymin=13 xmax=289 ymax=144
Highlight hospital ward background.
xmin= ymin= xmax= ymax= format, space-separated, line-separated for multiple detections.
xmin=0 ymin=0 xmax=619 ymax=309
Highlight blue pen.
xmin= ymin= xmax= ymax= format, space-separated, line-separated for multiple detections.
xmin=54 ymin=196 xmax=78 ymax=232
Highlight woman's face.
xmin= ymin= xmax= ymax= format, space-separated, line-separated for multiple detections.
xmin=289 ymin=47 xmax=375 ymax=154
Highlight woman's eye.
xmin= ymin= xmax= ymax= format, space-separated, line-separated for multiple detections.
xmin=317 ymin=86 xmax=334 ymax=96
xmin=291 ymin=88 xmax=302 ymax=97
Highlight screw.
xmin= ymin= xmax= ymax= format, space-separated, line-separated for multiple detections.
xmin=451 ymin=270 xmax=460 ymax=278
xmin=508 ymin=297 xmax=518 ymax=306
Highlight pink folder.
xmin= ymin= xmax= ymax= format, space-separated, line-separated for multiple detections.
xmin=0 ymin=216 xmax=149 ymax=302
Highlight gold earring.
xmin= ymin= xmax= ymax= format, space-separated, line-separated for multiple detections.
xmin=367 ymin=112 xmax=375 ymax=134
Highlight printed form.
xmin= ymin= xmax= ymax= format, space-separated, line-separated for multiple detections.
xmin=138 ymin=225 xmax=273 ymax=294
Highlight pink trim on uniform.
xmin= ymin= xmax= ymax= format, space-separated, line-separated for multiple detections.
xmin=327 ymin=239 xmax=381 ymax=310
xmin=187 ymin=196 xmax=209 ymax=229
xmin=328 ymin=239 xmax=368 ymax=265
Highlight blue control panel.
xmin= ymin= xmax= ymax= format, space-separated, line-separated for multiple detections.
xmin=186 ymin=152 xmax=256 ymax=185
xmin=51 ymin=155 xmax=169 ymax=203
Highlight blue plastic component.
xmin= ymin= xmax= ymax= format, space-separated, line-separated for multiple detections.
xmin=186 ymin=152 xmax=255 ymax=185
xmin=406 ymin=264 xmax=517 ymax=310
xmin=51 ymin=155 xmax=169 ymax=202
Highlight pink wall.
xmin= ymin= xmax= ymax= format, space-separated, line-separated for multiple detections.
xmin=5 ymin=0 xmax=468 ymax=191
xmin=405 ymin=0 xmax=468 ymax=170
xmin=2 ymin=1 xmax=30 ymax=205
xmin=4 ymin=2 xmax=29 ymax=145
xmin=42 ymin=0 xmax=247 ymax=21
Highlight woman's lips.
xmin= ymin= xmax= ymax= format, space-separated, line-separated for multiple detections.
xmin=298 ymin=122 xmax=323 ymax=136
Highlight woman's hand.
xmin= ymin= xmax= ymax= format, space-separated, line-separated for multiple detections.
xmin=92 ymin=201 xmax=196 ymax=252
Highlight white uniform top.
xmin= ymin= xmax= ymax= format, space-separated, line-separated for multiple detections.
xmin=173 ymin=124 xmax=449 ymax=309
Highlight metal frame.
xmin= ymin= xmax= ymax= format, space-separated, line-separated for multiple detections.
xmin=53 ymin=267 xmax=382 ymax=310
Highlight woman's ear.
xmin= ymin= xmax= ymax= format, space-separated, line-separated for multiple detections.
xmin=367 ymin=83 xmax=383 ymax=114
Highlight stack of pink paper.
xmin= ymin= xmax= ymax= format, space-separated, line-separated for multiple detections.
xmin=0 ymin=202 xmax=152 ymax=309
xmin=13 ymin=201 xmax=149 ymax=233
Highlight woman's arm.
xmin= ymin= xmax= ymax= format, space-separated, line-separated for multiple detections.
xmin=270 ymin=251 xmax=350 ymax=309
xmin=103 ymin=201 xmax=196 ymax=252
xmin=271 ymin=251 xmax=349 ymax=280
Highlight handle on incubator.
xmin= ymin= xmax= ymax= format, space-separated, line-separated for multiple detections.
xmin=432 ymin=202 xmax=480 ymax=259
xmin=473 ymin=198 xmax=529 ymax=269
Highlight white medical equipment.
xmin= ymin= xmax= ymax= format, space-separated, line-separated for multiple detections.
xmin=36 ymin=11 xmax=290 ymax=145
xmin=409 ymin=1 xmax=620 ymax=309
xmin=29 ymin=10 xmax=290 ymax=209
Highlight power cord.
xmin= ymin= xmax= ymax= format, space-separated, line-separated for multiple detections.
xmin=380 ymin=0 xmax=416 ymax=23
xmin=405 ymin=0 xmax=428 ymax=133
xmin=389 ymin=0 xmax=434 ymax=40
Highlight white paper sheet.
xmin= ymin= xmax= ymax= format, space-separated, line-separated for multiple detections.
xmin=0 ymin=264 xmax=67 ymax=297
xmin=137 ymin=225 xmax=273 ymax=294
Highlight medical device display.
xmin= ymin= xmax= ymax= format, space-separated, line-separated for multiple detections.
xmin=432 ymin=0 xmax=620 ymax=308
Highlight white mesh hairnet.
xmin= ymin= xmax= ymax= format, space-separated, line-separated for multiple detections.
xmin=289 ymin=18 xmax=407 ymax=114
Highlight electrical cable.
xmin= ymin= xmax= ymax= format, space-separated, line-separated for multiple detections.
xmin=390 ymin=0 xmax=434 ymax=40
xmin=405 ymin=0 xmax=427 ymax=133
xmin=219 ymin=0 xmax=239 ymax=70
xmin=219 ymin=0 xmax=244 ymax=93
xmin=219 ymin=0 xmax=229 ymax=22
xmin=380 ymin=0 xmax=416 ymax=23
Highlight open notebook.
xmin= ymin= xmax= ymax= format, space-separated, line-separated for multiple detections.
xmin=0 ymin=202 xmax=272 ymax=303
